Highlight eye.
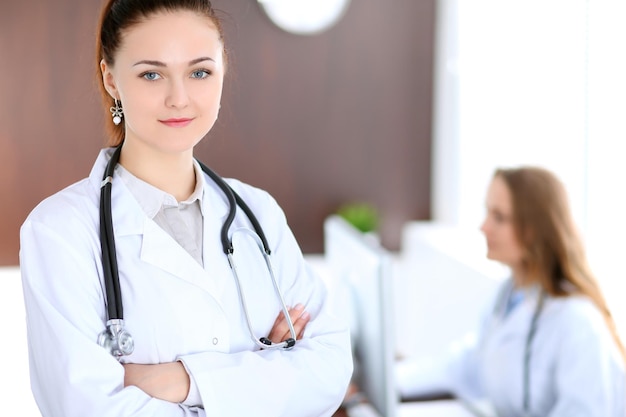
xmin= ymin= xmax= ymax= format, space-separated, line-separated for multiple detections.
xmin=492 ymin=210 xmax=505 ymax=224
xmin=191 ymin=69 xmax=210 ymax=79
xmin=141 ymin=72 xmax=161 ymax=81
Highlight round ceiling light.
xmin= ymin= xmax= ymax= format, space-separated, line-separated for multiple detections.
xmin=258 ymin=0 xmax=351 ymax=36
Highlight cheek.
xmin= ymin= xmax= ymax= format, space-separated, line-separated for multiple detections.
xmin=121 ymin=102 xmax=156 ymax=134
xmin=502 ymin=232 xmax=524 ymax=260
xmin=202 ymin=81 xmax=223 ymax=107
xmin=198 ymin=89 xmax=223 ymax=123
xmin=119 ymin=84 xmax=158 ymax=119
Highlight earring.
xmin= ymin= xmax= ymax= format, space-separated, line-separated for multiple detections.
xmin=110 ymin=99 xmax=123 ymax=125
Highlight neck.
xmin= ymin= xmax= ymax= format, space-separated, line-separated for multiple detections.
xmin=511 ymin=265 xmax=531 ymax=288
xmin=118 ymin=142 xmax=196 ymax=201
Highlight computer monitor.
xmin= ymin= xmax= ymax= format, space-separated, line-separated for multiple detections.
xmin=324 ymin=215 xmax=398 ymax=417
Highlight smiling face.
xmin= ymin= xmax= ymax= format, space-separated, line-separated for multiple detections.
xmin=100 ymin=10 xmax=225 ymax=157
xmin=480 ymin=175 xmax=525 ymax=271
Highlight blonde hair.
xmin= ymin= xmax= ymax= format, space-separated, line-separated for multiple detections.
xmin=495 ymin=166 xmax=625 ymax=362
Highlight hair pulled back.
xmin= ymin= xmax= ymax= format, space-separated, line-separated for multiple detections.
xmin=95 ymin=0 xmax=226 ymax=146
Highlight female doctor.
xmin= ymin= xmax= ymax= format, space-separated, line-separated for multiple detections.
xmin=396 ymin=167 xmax=626 ymax=416
xmin=19 ymin=1 xmax=352 ymax=416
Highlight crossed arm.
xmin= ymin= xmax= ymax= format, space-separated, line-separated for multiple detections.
xmin=123 ymin=304 xmax=311 ymax=402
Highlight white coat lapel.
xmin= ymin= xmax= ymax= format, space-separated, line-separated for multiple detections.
xmin=489 ymin=289 xmax=541 ymax=344
xmin=490 ymin=306 xmax=528 ymax=343
xmin=89 ymin=148 xmax=226 ymax=299
xmin=198 ymin=169 xmax=233 ymax=300
xmin=139 ymin=218 xmax=219 ymax=295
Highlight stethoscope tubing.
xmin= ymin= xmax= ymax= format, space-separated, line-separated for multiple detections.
xmin=523 ymin=291 xmax=544 ymax=413
xmin=227 ymin=228 xmax=297 ymax=350
xmin=195 ymin=159 xmax=272 ymax=256
xmin=98 ymin=145 xmax=296 ymax=358
xmin=100 ymin=145 xmax=123 ymax=320
xmin=492 ymin=280 xmax=545 ymax=414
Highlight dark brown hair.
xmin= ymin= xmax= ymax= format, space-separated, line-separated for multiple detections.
xmin=95 ymin=0 xmax=226 ymax=146
xmin=495 ymin=167 xmax=625 ymax=361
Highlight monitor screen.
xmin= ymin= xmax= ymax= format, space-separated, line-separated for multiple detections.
xmin=324 ymin=215 xmax=398 ymax=417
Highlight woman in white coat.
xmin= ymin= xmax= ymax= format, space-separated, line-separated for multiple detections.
xmin=396 ymin=167 xmax=626 ymax=416
xmin=19 ymin=1 xmax=352 ymax=416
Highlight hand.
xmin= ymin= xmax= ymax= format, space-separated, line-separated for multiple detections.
xmin=267 ymin=303 xmax=310 ymax=343
xmin=123 ymin=361 xmax=190 ymax=403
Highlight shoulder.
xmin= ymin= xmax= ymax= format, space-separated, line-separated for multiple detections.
xmin=19 ymin=178 xmax=102 ymax=266
xmin=223 ymin=178 xmax=285 ymax=219
xmin=547 ymin=295 xmax=603 ymax=323
xmin=21 ymin=149 xmax=108 ymax=237
xmin=544 ymin=295 xmax=610 ymax=343
xmin=537 ymin=295 xmax=624 ymax=374
xmin=217 ymin=178 xmax=300 ymax=255
xmin=223 ymin=177 xmax=276 ymax=201
xmin=544 ymin=295 xmax=625 ymax=386
xmin=23 ymin=178 xmax=98 ymax=230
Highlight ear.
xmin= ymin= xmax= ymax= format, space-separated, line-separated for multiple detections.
xmin=100 ymin=59 xmax=119 ymax=99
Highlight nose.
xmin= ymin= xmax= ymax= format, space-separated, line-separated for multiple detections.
xmin=165 ymin=79 xmax=190 ymax=109
xmin=480 ymin=217 xmax=489 ymax=235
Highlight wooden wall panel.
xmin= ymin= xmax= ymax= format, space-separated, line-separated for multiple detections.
xmin=0 ymin=0 xmax=434 ymax=265
xmin=0 ymin=0 xmax=106 ymax=265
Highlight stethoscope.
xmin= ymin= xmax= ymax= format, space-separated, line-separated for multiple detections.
xmin=97 ymin=145 xmax=297 ymax=360
xmin=492 ymin=279 xmax=545 ymax=415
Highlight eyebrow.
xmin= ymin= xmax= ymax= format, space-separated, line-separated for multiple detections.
xmin=133 ymin=57 xmax=214 ymax=67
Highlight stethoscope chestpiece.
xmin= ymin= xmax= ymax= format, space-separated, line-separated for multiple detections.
xmin=97 ymin=319 xmax=134 ymax=360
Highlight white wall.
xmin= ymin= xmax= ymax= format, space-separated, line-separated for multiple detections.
xmin=433 ymin=0 xmax=588 ymax=229
xmin=0 ymin=268 xmax=40 ymax=416
xmin=307 ymin=222 xmax=507 ymax=360
xmin=394 ymin=222 xmax=506 ymax=358
xmin=432 ymin=0 xmax=626 ymax=340
xmin=584 ymin=0 xmax=626 ymax=348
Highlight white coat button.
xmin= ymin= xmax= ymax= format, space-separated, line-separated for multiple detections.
xmin=212 ymin=337 xmax=218 ymax=345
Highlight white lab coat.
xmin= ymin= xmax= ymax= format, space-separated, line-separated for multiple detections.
xmin=396 ymin=279 xmax=626 ymax=417
xmin=20 ymin=148 xmax=353 ymax=417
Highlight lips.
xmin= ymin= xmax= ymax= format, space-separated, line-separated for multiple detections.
xmin=159 ymin=118 xmax=193 ymax=128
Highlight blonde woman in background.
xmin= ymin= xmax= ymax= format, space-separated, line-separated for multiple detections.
xmin=396 ymin=167 xmax=625 ymax=417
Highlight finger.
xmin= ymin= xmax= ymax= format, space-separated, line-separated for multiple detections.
xmin=285 ymin=304 xmax=305 ymax=339
xmin=268 ymin=304 xmax=305 ymax=342
xmin=279 ymin=304 xmax=309 ymax=341
xmin=269 ymin=309 xmax=286 ymax=331
xmin=267 ymin=308 xmax=291 ymax=342
xmin=292 ymin=310 xmax=311 ymax=339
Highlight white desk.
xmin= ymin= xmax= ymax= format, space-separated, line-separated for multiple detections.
xmin=398 ymin=400 xmax=478 ymax=417
xmin=346 ymin=400 xmax=481 ymax=417
xmin=308 ymin=221 xmax=505 ymax=417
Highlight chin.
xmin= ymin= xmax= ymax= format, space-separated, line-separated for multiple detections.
xmin=485 ymin=251 xmax=503 ymax=264
xmin=160 ymin=135 xmax=206 ymax=153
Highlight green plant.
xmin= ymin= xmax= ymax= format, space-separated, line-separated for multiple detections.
xmin=337 ymin=202 xmax=379 ymax=233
